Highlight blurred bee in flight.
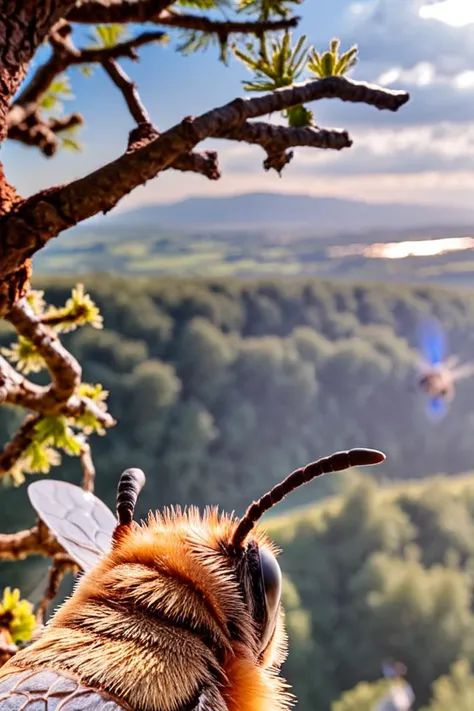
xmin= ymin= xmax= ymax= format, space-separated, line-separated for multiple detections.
xmin=0 ymin=448 xmax=385 ymax=711
xmin=416 ymin=317 xmax=474 ymax=420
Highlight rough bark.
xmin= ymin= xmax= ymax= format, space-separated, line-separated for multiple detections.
xmin=0 ymin=1 xmax=75 ymax=142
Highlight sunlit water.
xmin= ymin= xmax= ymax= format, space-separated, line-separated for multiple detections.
xmin=328 ymin=236 xmax=474 ymax=260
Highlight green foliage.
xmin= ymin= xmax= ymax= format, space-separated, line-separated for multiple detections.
xmin=238 ymin=0 xmax=303 ymax=21
xmin=1 ymin=285 xmax=111 ymax=486
xmin=234 ymin=33 xmax=358 ymax=126
xmin=332 ymin=678 xmax=399 ymax=711
xmin=307 ymin=38 xmax=359 ymax=79
xmin=0 ymin=588 xmax=35 ymax=645
xmin=38 ymin=75 xmax=73 ymax=114
xmin=4 ymin=277 xmax=474 ymax=707
xmin=87 ymin=24 xmax=128 ymax=49
xmin=234 ymin=33 xmax=307 ymax=91
xmin=421 ymin=659 xmax=474 ymax=710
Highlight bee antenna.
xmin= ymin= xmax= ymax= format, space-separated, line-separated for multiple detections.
xmin=116 ymin=468 xmax=146 ymax=528
xmin=231 ymin=448 xmax=386 ymax=550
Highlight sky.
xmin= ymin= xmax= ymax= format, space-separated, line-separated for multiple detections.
xmin=4 ymin=0 xmax=474 ymax=213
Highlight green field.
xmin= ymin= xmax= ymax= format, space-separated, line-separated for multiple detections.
xmin=33 ymin=224 xmax=474 ymax=288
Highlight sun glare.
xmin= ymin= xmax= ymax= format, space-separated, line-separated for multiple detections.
xmin=328 ymin=237 xmax=474 ymax=260
xmin=419 ymin=0 xmax=474 ymax=27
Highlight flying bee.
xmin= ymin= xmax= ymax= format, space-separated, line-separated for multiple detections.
xmin=0 ymin=447 xmax=385 ymax=711
xmin=416 ymin=317 xmax=474 ymax=420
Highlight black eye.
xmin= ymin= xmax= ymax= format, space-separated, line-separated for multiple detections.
xmin=258 ymin=547 xmax=282 ymax=650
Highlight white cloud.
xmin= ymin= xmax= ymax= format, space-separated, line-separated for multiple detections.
xmin=419 ymin=0 xmax=474 ymax=28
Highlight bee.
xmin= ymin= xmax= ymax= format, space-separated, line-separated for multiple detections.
xmin=415 ymin=317 xmax=474 ymax=419
xmin=0 ymin=447 xmax=385 ymax=711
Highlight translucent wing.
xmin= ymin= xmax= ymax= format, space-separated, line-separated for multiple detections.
xmin=452 ymin=361 xmax=474 ymax=382
xmin=0 ymin=667 xmax=131 ymax=711
xmin=28 ymin=480 xmax=116 ymax=571
xmin=0 ymin=667 xmax=224 ymax=711
xmin=417 ymin=318 xmax=446 ymax=367
xmin=426 ymin=395 xmax=448 ymax=421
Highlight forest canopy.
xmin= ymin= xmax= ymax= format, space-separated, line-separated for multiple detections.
xmin=2 ymin=274 xmax=474 ymax=710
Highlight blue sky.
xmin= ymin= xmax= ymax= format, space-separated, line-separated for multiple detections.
xmin=4 ymin=0 xmax=474 ymax=212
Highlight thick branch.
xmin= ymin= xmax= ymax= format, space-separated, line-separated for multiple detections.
xmin=67 ymin=0 xmax=174 ymax=23
xmin=67 ymin=0 xmax=299 ymax=34
xmin=7 ymin=300 xmax=81 ymax=406
xmin=0 ymin=414 xmax=40 ymax=476
xmin=0 ymin=354 xmax=115 ymax=425
xmin=149 ymin=10 xmax=299 ymax=36
xmin=0 ymin=76 xmax=409 ymax=315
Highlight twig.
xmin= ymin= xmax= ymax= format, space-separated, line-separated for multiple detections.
xmin=150 ymin=10 xmax=299 ymax=36
xmin=0 ymin=415 xmax=41 ymax=477
xmin=80 ymin=442 xmax=95 ymax=492
xmin=102 ymin=58 xmax=150 ymax=124
xmin=103 ymin=59 xmax=221 ymax=179
xmin=35 ymin=554 xmax=77 ymax=626
xmin=68 ymin=0 xmax=299 ymax=33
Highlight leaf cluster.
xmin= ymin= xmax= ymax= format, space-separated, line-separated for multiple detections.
xmin=234 ymin=33 xmax=359 ymax=126
xmin=1 ymin=285 xmax=110 ymax=486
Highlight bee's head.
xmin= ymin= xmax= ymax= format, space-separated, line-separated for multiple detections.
xmin=110 ymin=449 xmax=385 ymax=668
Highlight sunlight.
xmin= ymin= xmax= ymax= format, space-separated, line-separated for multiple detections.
xmin=329 ymin=236 xmax=474 ymax=260
xmin=366 ymin=236 xmax=474 ymax=259
xmin=419 ymin=0 xmax=474 ymax=27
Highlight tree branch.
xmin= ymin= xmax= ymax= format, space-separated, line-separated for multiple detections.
xmin=67 ymin=0 xmax=174 ymax=23
xmin=0 ymin=1 xmax=77 ymax=141
xmin=6 ymin=20 xmax=165 ymax=156
xmin=35 ymin=554 xmax=78 ymax=626
xmin=0 ymin=522 xmax=62 ymax=561
xmin=148 ymin=9 xmax=299 ymax=36
xmin=67 ymin=0 xmax=299 ymax=35
xmin=6 ymin=300 xmax=82 ymax=406
xmin=104 ymin=59 xmax=221 ymax=179
xmin=0 ymin=76 xmax=409 ymax=313
xmin=0 ymin=297 xmax=115 ymax=476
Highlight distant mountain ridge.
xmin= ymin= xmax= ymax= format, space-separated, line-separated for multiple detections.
xmin=101 ymin=192 xmax=474 ymax=234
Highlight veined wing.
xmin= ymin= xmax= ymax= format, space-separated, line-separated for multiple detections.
xmin=28 ymin=479 xmax=116 ymax=571
xmin=0 ymin=667 xmax=131 ymax=711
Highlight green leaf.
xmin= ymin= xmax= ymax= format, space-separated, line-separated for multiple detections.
xmin=233 ymin=31 xmax=308 ymax=93
xmin=285 ymin=104 xmax=313 ymax=127
xmin=61 ymin=137 xmax=82 ymax=152
xmin=307 ymin=39 xmax=359 ymax=78
xmin=89 ymin=24 xmax=127 ymax=49
xmin=238 ymin=0 xmax=303 ymax=21
xmin=78 ymin=65 xmax=95 ymax=77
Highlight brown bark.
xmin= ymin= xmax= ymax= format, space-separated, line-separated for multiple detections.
xmin=0 ymin=522 xmax=62 ymax=561
xmin=0 ymin=1 xmax=76 ymax=142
